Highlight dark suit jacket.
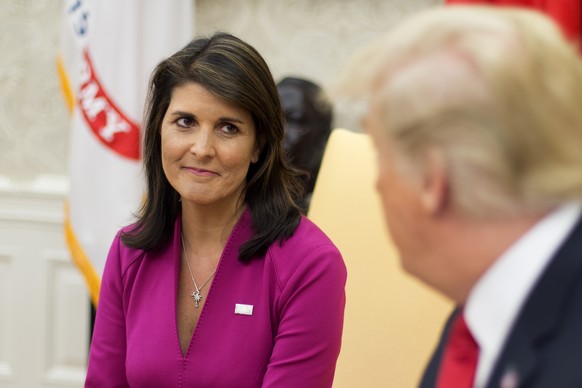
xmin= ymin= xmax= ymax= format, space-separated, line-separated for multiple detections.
xmin=420 ymin=215 xmax=582 ymax=388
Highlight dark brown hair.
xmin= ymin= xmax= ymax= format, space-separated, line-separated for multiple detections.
xmin=121 ymin=32 xmax=304 ymax=261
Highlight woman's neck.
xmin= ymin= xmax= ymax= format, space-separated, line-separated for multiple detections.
xmin=180 ymin=200 xmax=245 ymax=256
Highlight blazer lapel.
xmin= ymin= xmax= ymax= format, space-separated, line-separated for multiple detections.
xmin=486 ymin=214 xmax=582 ymax=388
xmin=486 ymin=328 xmax=536 ymax=388
xmin=418 ymin=307 xmax=460 ymax=388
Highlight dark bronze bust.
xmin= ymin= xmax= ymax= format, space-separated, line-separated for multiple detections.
xmin=277 ymin=77 xmax=333 ymax=210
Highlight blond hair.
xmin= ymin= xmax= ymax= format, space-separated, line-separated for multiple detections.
xmin=338 ymin=5 xmax=582 ymax=217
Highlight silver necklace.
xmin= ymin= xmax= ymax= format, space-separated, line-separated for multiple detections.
xmin=181 ymin=234 xmax=216 ymax=308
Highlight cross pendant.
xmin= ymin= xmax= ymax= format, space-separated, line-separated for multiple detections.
xmin=190 ymin=290 xmax=202 ymax=308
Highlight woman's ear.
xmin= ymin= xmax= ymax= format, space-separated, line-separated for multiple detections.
xmin=251 ymin=147 xmax=260 ymax=163
xmin=251 ymin=139 xmax=263 ymax=164
xmin=420 ymin=148 xmax=449 ymax=216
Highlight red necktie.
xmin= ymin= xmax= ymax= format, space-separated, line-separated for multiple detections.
xmin=436 ymin=313 xmax=479 ymax=388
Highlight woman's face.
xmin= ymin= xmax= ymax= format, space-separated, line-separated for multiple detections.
xmin=161 ymin=82 xmax=259 ymax=208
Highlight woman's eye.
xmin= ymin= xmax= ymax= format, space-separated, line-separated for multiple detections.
xmin=221 ymin=123 xmax=239 ymax=135
xmin=176 ymin=117 xmax=194 ymax=127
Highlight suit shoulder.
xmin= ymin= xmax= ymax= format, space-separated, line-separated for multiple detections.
xmin=287 ymin=216 xmax=338 ymax=249
xmin=266 ymin=216 xmax=345 ymax=285
xmin=107 ymin=225 xmax=147 ymax=278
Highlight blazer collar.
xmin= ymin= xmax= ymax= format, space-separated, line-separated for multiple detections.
xmin=486 ymin=214 xmax=582 ymax=387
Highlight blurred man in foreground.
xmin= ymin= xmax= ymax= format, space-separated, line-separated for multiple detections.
xmin=339 ymin=6 xmax=582 ymax=387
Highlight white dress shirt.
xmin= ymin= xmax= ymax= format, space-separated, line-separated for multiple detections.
xmin=464 ymin=202 xmax=582 ymax=388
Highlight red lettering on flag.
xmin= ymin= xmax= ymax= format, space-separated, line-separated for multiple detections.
xmin=78 ymin=50 xmax=140 ymax=160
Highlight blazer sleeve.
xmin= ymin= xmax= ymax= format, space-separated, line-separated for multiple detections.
xmin=85 ymin=234 xmax=130 ymax=388
xmin=262 ymin=244 xmax=347 ymax=388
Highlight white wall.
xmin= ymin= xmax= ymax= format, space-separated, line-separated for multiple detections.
xmin=0 ymin=177 xmax=88 ymax=388
xmin=0 ymin=1 xmax=70 ymax=182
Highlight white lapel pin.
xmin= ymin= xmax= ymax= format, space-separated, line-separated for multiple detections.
xmin=500 ymin=368 xmax=519 ymax=388
xmin=235 ymin=303 xmax=254 ymax=316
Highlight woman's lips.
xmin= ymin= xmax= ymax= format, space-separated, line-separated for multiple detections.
xmin=184 ymin=166 xmax=218 ymax=177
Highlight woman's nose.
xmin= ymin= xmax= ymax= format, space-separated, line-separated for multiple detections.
xmin=189 ymin=128 xmax=215 ymax=158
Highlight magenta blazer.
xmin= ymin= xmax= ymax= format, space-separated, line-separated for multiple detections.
xmin=85 ymin=209 xmax=347 ymax=387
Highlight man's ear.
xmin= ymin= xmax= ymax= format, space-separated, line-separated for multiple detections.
xmin=420 ymin=148 xmax=449 ymax=215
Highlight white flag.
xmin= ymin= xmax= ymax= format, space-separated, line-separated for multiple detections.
xmin=59 ymin=0 xmax=193 ymax=306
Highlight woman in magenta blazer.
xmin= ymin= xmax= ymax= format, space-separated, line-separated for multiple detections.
xmin=85 ymin=32 xmax=346 ymax=388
